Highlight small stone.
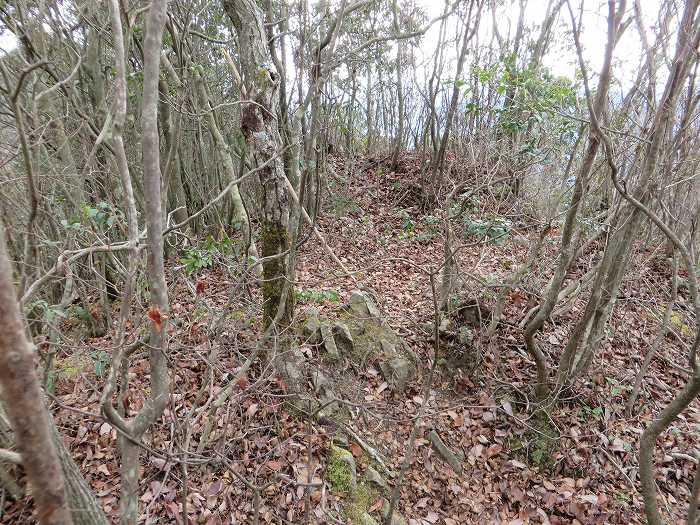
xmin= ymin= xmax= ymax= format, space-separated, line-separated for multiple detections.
xmin=333 ymin=322 xmax=354 ymax=355
xmin=347 ymin=290 xmax=381 ymax=319
xmin=381 ymin=499 xmax=408 ymax=525
xmin=311 ymin=368 xmax=331 ymax=393
xmin=458 ymin=326 xmax=473 ymax=345
xmin=379 ymin=337 xmax=396 ymax=355
xmin=359 ymin=513 xmax=380 ymax=525
xmin=311 ymin=369 xmax=337 ymax=416
xmin=275 ymin=345 xmax=306 ymax=394
xmin=438 ymin=317 xmax=454 ymax=334
xmin=320 ymin=324 xmax=341 ymax=360
xmin=302 ymin=309 xmax=322 ymax=344
xmin=364 ymin=466 xmax=389 ymax=492
xmin=378 ymin=356 xmax=415 ymax=392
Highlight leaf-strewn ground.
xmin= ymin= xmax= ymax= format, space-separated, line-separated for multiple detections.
xmin=5 ymin=154 xmax=698 ymax=524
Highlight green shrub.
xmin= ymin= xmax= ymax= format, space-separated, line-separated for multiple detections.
xmin=180 ymin=232 xmax=239 ymax=274
xmin=464 ymin=215 xmax=512 ymax=244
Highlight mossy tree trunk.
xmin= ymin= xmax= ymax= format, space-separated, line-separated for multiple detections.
xmin=223 ymin=0 xmax=298 ymax=388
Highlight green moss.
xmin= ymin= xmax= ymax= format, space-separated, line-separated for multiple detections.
xmin=670 ymin=310 xmax=691 ymax=336
xmin=343 ymin=482 xmax=379 ymax=524
xmin=255 ymin=68 xmax=274 ymax=90
xmin=327 ymin=445 xmax=354 ymax=494
xmin=260 ymin=222 xmax=294 ymax=329
xmin=326 ymin=445 xmax=382 ymax=524
xmin=57 ymin=353 xmax=92 ymax=380
xmin=507 ymin=410 xmax=559 ymax=472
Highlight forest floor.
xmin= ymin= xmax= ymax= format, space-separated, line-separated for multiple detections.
xmin=4 ymin=153 xmax=699 ymax=524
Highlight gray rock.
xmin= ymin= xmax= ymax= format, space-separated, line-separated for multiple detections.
xmin=458 ymin=326 xmax=474 ymax=345
xmin=311 ymin=369 xmax=337 ymax=417
xmin=438 ymin=316 xmax=455 ymax=334
xmin=364 ymin=466 xmax=389 ymax=492
xmin=381 ymin=499 xmax=408 ymax=525
xmin=379 ymin=337 xmax=396 ymax=354
xmin=348 ymin=290 xmax=381 ymax=319
xmin=358 ymin=513 xmax=380 ymax=525
xmin=320 ymin=323 xmax=341 ymax=360
xmin=302 ymin=309 xmax=322 ymax=344
xmin=333 ymin=322 xmax=354 ymax=355
xmin=378 ymin=356 xmax=415 ymax=392
xmin=275 ymin=345 xmax=306 ymax=389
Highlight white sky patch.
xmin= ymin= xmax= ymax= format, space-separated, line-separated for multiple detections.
xmin=411 ymin=0 xmax=663 ymax=95
xmin=0 ymin=30 xmax=17 ymax=55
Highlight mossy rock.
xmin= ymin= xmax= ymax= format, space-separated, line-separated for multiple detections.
xmin=336 ymin=309 xmax=401 ymax=362
xmin=327 ymin=445 xmax=387 ymax=524
xmin=301 ymin=308 xmax=322 ymax=344
xmin=345 ymin=290 xmax=381 ymax=319
xmin=381 ymin=499 xmax=409 ymax=525
xmin=337 ymin=308 xmax=416 ymax=390
xmin=327 ymin=445 xmax=357 ymax=494
xmin=321 ymin=323 xmax=341 ymax=360
xmin=363 ymin=466 xmax=389 ymax=494
xmin=333 ymin=322 xmax=354 ymax=355
xmin=356 ymin=513 xmax=380 ymax=525
xmin=343 ymin=482 xmax=380 ymax=525
xmin=378 ymin=356 xmax=415 ymax=393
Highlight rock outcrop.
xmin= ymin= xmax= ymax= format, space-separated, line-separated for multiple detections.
xmin=300 ymin=291 xmax=416 ymax=392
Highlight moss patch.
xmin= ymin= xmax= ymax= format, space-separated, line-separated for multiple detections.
xmin=508 ymin=409 xmax=559 ymax=472
xmin=326 ymin=445 xmax=382 ymax=524
xmin=260 ymin=222 xmax=294 ymax=329
xmin=56 ymin=353 xmax=92 ymax=380
xmin=343 ymin=482 xmax=379 ymax=524
xmin=327 ymin=445 xmax=355 ymax=494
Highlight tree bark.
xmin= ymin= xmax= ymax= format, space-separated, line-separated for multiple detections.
xmin=223 ymin=0 xmax=294 ymax=326
xmin=0 ymin=224 xmax=72 ymax=525
xmin=99 ymin=1 xmax=171 ymax=523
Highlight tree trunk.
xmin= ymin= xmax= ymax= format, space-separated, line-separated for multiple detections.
xmin=0 ymin=222 xmax=72 ymax=525
xmin=52 ymin=421 xmax=109 ymax=525
xmin=223 ymin=0 xmax=298 ymax=389
xmin=99 ymin=1 xmax=171 ymax=523
xmin=557 ymin=0 xmax=699 ymax=386
xmin=524 ymin=0 xmax=623 ymax=398
xmin=391 ymin=0 xmax=404 ymax=168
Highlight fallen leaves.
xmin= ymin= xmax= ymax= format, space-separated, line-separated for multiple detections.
xmin=2 ymin=154 xmax=693 ymax=525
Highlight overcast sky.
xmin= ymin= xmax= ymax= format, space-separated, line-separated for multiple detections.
xmin=0 ymin=0 xmax=666 ymax=97
xmin=411 ymin=0 xmax=664 ymax=94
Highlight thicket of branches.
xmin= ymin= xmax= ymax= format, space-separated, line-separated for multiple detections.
xmin=0 ymin=0 xmax=699 ymax=523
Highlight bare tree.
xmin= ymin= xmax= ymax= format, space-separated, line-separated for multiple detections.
xmin=0 ymin=227 xmax=72 ymax=524
xmin=100 ymin=1 xmax=172 ymax=523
